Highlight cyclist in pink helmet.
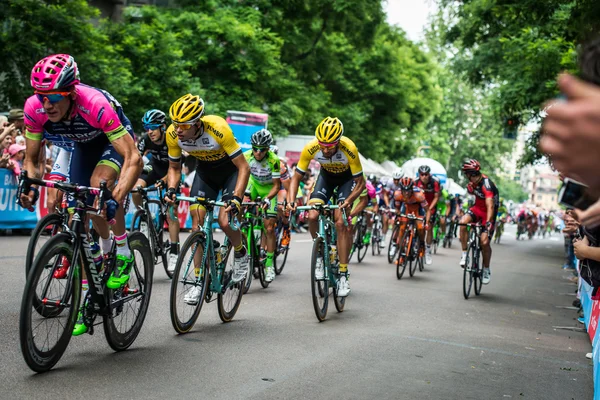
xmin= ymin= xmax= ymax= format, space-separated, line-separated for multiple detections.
xmin=20 ymin=54 xmax=142 ymax=336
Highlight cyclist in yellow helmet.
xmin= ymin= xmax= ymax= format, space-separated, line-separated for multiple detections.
xmin=164 ymin=94 xmax=251 ymax=305
xmin=287 ymin=117 xmax=365 ymax=297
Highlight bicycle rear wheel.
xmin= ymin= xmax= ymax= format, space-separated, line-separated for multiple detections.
xmin=170 ymin=232 xmax=209 ymax=334
xmin=356 ymin=224 xmax=369 ymax=263
xmin=104 ymin=232 xmax=154 ymax=351
xmin=311 ymin=237 xmax=328 ymax=322
xmin=218 ymin=242 xmax=244 ymax=322
xmin=388 ymin=224 xmax=400 ymax=264
xmin=20 ymin=233 xmax=80 ymax=372
xmin=242 ymin=230 xmax=253 ymax=294
xmin=275 ymin=223 xmax=290 ymax=275
xmin=474 ymin=249 xmax=483 ymax=296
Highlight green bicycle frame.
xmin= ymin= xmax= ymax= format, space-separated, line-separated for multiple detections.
xmin=176 ymin=196 xmax=236 ymax=294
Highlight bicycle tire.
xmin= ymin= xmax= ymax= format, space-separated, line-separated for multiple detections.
xmin=218 ymin=241 xmax=244 ymax=322
xmin=333 ymin=281 xmax=345 ymax=312
xmin=104 ymin=232 xmax=154 ymax=350
xmin=417 ymin=237 xmax=424 ymax=272
xmin=242 ymin=229 xmax=253 ymax=294
xmin=388 ymin=224 xmax=400 ymax=264
xmin=409 ymin=232 xmax=418 ymax=277
xmin=169 ymin=231 xmax=209 ymax=334
xmin=20 ymin=233 xmax=80 ymax=372
xmin=258 ymin=232 xmax=270 ymax=289
xmin=396 ymin=231 xmax=409 ymax=280
xmin=275 ymin=235 xmax=289 ymax=275
xmin=156 ymin=210 xmax=173 ymax=279
xmin=474 ymin=247 xmax=483 ymax=296
xmin=25 ymin=213 xmax=64 ymax=278
xmin=311 ymin=237 xmax=328 ymax=322
xmin=463 ymin=245 xmax=475 ymax=299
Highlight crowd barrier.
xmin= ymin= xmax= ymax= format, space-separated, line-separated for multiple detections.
xmin=0 ymin=169 xmax=197 ymax=230
xmin=579 ymin=276 xmax=600 ymax=399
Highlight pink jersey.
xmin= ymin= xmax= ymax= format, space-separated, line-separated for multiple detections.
xmin=24 ymin=84 xmax=130 ymax=144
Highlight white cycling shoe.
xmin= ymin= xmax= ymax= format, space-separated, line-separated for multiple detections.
xmin=482 ymin=268 xmax=491 ymax=284
xmin=337 ymin=275 xmax=350 ymax=297
xmin=168 ymin=253 xmax=178 ymax=273
xmin=459 ymin=253 xmax=467 ymax=268
xmin=184 ymin=286 xmax=202 ymax=305
xmin=315 ymin=257 xmax=325 ymax=280
xmin=232 ymin=251 xmax=249 ymax=283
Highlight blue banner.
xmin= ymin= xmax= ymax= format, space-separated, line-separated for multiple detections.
xmin=0 ymin=169 xmax=38 ymax=229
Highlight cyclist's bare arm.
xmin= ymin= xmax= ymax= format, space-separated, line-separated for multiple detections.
xmin=167 ymin=160 xmax=182 ymax=192
xmin=265 ymin=177 xmax=281 ymax=203
xmin=485 ymin=198 xmax=495 ymax=224
xmin=281 ymin=178 xmax=291 ymax=192
xmin=231 ymin=154 xmax=250 ymax=200
xmin=287 ymin=171 xmax=303 ymax=206
xmin=429 ymin=191 xmax=440 ymax=211
xmin=111 ymin=134 xmax=143 ymax=204
xmin=24 ymin=138 xmax=42 ymax=179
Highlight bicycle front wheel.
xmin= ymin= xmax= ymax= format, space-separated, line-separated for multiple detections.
xmin=463 ymin=246 xmax=476 ymax=299
xmin=104 ymin=232 xmax=154 ymax=351
xmin=396 ymin=231 xmax=408 ymax=280
xmin=388 ymin=224 xmax=400 ymax=264
xmin=473 ymin=248 xmax=483 ymax=296
xmin=275 ymin=223 xmax=289 ymax=275
xmin=356 ymin=226 xmax=369 ymax=263
xmin=217 ymin=242 xmax=244 ymax=322
xmin=170 ymin=231 xmax=209 ymax=334
xmin=20 ymin=233 xmax=80 ymax=372
xmin=25 ymin=213 xmax=64 ymax=279
xmin=311 ymin=237 xmax=328 ymax=322
xmin=242 ymin=230 xmax=253 ymax=294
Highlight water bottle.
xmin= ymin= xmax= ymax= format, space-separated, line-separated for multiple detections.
xmin=90 ymin=242 xmax=103 ymax=270
xmin=213 ymin=240 xmax=222 ymax=263
xmin=329 ymin=245 xmax=337 ymax=265
xmin=253 ymin=225 xmax=262 ymax=244
xmin=219 ymin=245 xmax=228 ymax=264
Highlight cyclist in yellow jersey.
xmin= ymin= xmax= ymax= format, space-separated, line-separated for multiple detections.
xmin=287 ymin=117 xmax=365 ymax=297
xmin=164 ymin=94 xmax=250 ymax=305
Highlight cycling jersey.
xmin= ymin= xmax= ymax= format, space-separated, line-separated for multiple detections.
xmin=296 ymin=136 xmax=362 ymax=179
xmin=437 ymin=188 xmax=450 ymax=213
xmin=280 ymin=161 xmax=290 ymax=181
xmin=393 ymin=188 xmax=428 ymax=216
xmin=467 ymin=174 xmax=499 ymax=210
xmin=24 ymin=84 xmax=134 ymax=191
xmin=137 ymin=133 xmax=169 ymax=164
xmin=497 ymin=205 xmax=508 ymax=218
xmin=244 ymin=149 xmax=280 ymax=186
xmin=24 ymin=84 xmax=130 ymax=144
xmin=166 ymin=115 xmax=242 ymax=167
xmin=415 ymin=177 xmax=440 ymax=207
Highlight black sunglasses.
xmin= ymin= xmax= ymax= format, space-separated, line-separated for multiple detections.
xmin=253 ymin=147 xmax=268 ymax=152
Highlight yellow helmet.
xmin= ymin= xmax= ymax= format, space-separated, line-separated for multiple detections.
xmin=169 ymin=94 xmax=204 ymax=123
xmin=315 ymin=116 xmax=343 ymax=143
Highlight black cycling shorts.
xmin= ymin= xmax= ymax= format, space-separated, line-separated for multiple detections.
xmin=191 ymin=160 xmax=238 ymax=202
xmin=139 ymin=159 xmax=169 ymax=186
xmin=310 ymin=172 xmax=354 ymax=204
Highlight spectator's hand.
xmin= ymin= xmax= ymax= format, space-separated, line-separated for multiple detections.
xmin=540 ymin=74 xmax=600 ymax=192
xmin=575 ymin=199 xmax=600 ymax=229
xmin=3 ymin=124 xmax=16 ymax=137
xmin=573 ymin=236 xmax=590 ymax=260
xmin=6 ymin=160 xmax=15 ymax=170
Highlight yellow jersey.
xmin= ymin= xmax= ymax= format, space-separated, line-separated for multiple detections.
xmin=296 ymin=136 xmax=363 ymax=178
xmin=166 ymin=115 xmax=242 ymax=167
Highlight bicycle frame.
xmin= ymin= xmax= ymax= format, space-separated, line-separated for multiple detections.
xmin=133 ymin=186 xmax=167 ymax=252
xmin=175 ymin=196 xmax=235 ymax=294
xmin=398 ymin=214 xmax=424 ymax=256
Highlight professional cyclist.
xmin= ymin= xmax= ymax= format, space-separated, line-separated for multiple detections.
xmin=287 ymin=117 xmax=365 ymax=297
xmin=164 ymin=94 xmax=250 ymax=305
xmin=436 ymin=187 xmax=451 ymax=243
xmin=273 ymin=145 xmax=292 ymax=248
xmin=458 ymin=159 xmax=499 ymax=284
xmin=383 ymin=169 xmax=404 ymax=252
xmin=133 ymin=109 xmax=181 ymax=273
xmin=244 ymin=129 xmax=281 ymax=282
xmin=21 ymin=54 xmax=142 ymax=336
xmin=415 ymin=165 xmax=440 ymax=265
xmin=393 ymin=177 xmax=430 ymax=260
xmin=349 ymin=176 xmax=377 ymax=248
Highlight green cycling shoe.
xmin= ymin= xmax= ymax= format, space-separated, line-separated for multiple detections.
xmin=73 ymin=310 xmax=88 ymax=336
xmin=106 ymin=253 xmax=135 ymax=289
xmin=363 ymin=232 xmax=371 ymax=245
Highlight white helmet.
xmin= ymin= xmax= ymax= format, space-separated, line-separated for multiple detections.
xmin=392 ymin=169 xmax=404 ymax=180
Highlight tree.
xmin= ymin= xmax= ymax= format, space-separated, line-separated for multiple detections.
xmin=494 ymin=176 xmax=528 ymax=203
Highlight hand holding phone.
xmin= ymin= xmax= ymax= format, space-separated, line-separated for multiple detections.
xmin=558 ymin=178 xmax=598 ymax=211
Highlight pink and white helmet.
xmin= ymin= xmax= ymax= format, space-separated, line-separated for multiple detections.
xmin=30 ymin=54 xmax=80 ymax=91
xmin=366 ymin=180 xmax=376 ymax=200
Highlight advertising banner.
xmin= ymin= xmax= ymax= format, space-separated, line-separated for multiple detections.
xmin=226 ymin=110 xmax=268 ymax=151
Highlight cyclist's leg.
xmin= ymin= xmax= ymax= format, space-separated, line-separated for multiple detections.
xmin=306 ymin=173 xmax=332 ymax=239
xmin=46 ymin=147 xmax=72 ymax=213
xmin=481 ymin=213 xmax=495 ymax=269
xmin=459 ymin=211 xmax=474 ymax=251
xmin=335 ymin=177 xmax=355 ymax=270
xmin=439 ymin=206 xmax=447 ymax=237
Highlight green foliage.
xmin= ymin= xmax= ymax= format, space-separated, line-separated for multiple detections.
xmin=493 ymin=176 xmax=528 ymax=203
xmin=437 ymin=0 xmax=596 ymax=165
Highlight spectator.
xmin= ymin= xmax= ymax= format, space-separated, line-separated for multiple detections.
xmin=0 ymin=123 xmax=16 ymax=151
xmin=7 ymin=143 xmax=26 ymax=176
xmin=574 ymin=224 xmax=600 ymax=299
xmin=7 ymin=109 xmax=25 ymax=136
xmin=563 ymin=210 xmax=579 ymax=270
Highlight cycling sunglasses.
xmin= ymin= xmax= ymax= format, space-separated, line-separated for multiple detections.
xmin=35 ymin=91 xmax=71 ymax=104
xmin=173 ymin=120 xmax=199 ymax=130
xmin=143 ymin=123 xmax=162 ymax=131
xmin=318 ymin=140 xmax=340 ymax=148
xmin=252 ymin=146 xmax=269 ymax=153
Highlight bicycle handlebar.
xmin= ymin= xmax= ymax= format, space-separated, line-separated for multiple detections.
xmin=399 ymin=214 xmax=425 ymax=221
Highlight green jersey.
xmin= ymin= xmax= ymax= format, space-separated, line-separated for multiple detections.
xmin=437 ymin=189 xmax=450 ymax=213
xmin=497 ymin=205 xmax=508 ymax=218
xmin=243 ymin=149 xmax=281 ymax=187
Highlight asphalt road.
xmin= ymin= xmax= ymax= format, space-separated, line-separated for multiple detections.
xmin=0 ymin=225 xmax=593 ymax=400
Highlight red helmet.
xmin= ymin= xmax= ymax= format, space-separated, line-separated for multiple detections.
xmin=462 ymin=159 xmax=481 ymax=173
xmin=399 ymin=177 xmax=414 ymax=191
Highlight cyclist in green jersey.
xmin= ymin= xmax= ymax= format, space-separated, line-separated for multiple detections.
xmin=436 ymin=188 xmax=451 ymax=240
xmin=244 ymin=129 xmax=281 ymax=282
